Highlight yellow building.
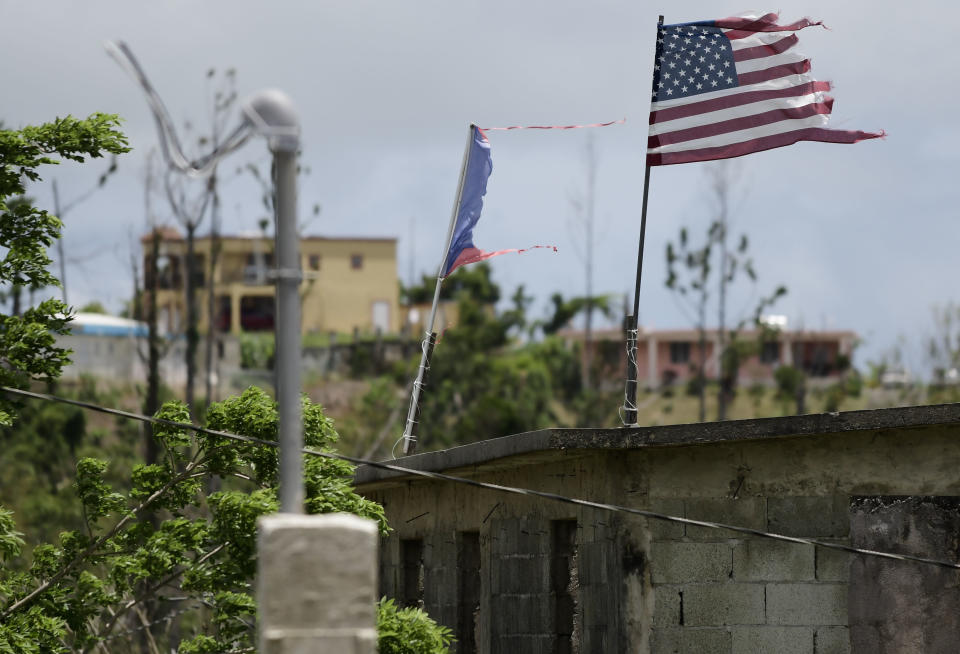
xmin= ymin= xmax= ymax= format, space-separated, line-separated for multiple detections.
xmin=142 ymin=228 xmax=400 ymax=336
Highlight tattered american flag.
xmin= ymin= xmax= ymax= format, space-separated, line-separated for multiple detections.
xmin=648 ymin=13 xmax=883 ymax=166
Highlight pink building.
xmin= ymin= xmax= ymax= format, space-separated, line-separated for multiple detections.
xmin=557 ymin=326 xmax=857 ymax=389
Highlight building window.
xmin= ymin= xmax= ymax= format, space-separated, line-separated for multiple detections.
xmin=551 ymin=520 xmax=579 ymax=654
xmin=457 ymin=532 xmax=481 ymax=654
xmin=351 ymin=254 xmax=364 ymax=270
xmin=669 ymin=341 xmax=691 ymax=364
xmin=239 ymin=296 xmax=275 ymax=332
xmin=400 ymin=538 xmax=424 ymax=609
xmin=308 ymin=254 xmax=321 ymax=271
xmin=760 ymin=341 xmax=780 ymax=364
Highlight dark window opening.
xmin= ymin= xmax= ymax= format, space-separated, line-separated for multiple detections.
xmin=308 ymin=254 xmax=321 ymax=271
xmin=551 ymin=520 xmax=579 ymax=654
xmin=457 ymin=532 xmax=481 ymax=654
xmin=669 ymin=341 xmax=691 ymax=364
xmin=760 ymin=341 xmax=780 ymax=364
xmin=216 ymin=296 xmax=232 ymax=332
xmin=145 ymin=254 xmax=182 ymax=290
xmin=351 ymin=254 xmax=364 ymax=270
xmin=794 ymin=341 xmax=836 ymax=377
xmin=239 ymin=296 xmax=274 ymax=332
xmin=190 ymin=254 xmax=206 ymax=288
xmin=400 ymin=538 xmax=425 ymax=609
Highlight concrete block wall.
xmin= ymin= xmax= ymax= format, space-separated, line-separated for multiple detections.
xmin=369 ymin=455 xmax=636 ymax=654
xmin=360 ymin=420 xmax=960 ymax=652
xmin=488 ymin=515 xmax=551 ymax=654
xmin=647 ymin=495 xmax=850 ymax=654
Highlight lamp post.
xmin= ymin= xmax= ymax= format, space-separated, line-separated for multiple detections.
xmin=242 ymin=91 xmax=304 ymax=514
xmin=107 ymin=43 xmax=305 ymax=513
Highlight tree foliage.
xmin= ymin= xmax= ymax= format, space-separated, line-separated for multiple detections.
xmin=0 ymin=114 xmax=129 ymax=425
xmin=0 ymin=388 xmax=393 ymax=653
xmin=401 ymin=263 xmax=501 ymax=306
xmin=416 ymin=265 xmax=586 ymax=447
xmin=665 ymin=191 xmax=786 ymax=421
xmin=927 ymin=302 xmax=960 ymax=384
xmin=377 ymin=597 xmax=454 ymax=654
xmin=539 ymin=292 xmax=615 ymax=336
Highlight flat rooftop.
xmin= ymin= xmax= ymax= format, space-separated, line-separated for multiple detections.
xmin=355 ymin=402 xmax=960 ymax=487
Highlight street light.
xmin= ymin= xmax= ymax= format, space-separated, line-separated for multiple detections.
xmin=106 ymin=41 xmax=305 ymax=513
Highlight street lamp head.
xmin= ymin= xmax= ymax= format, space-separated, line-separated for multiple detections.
xmin=241 ymin=89 xmax=301 ymax=153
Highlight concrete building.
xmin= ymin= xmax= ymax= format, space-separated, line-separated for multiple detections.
xmin=57 ymin=312 xmax=188 ymax=386
xmin=356 ymin=404 xmax=960 ymax=653
xmin=57 ymin=312 xmax=146 ymax=381
xmin=142 ymin=228 xmax=400 ymax=336
xmin=558 ymin=325 xmax=857 ymax=389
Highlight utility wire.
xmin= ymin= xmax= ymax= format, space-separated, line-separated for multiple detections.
xmin=4 ymin=385 xmax=960 ymax=571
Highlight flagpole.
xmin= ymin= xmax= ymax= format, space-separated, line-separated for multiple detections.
xmin=401 ymin=124 xmax=475 ymax=456
xmin=623 ymin=15 xmax=664 ymax=426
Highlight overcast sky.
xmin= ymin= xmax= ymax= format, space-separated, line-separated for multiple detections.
xmin=1 ymin=1 xmax=952 ymax=373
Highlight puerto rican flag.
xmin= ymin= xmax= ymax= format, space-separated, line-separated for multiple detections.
xmin=443 ymin=126 xmax=554 ymax=277
xmin=648 ymin=12 xmax=883 ymax=166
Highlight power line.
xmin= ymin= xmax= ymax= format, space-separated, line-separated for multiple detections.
xmin=4 ymin=385 xmax=959 ymax=571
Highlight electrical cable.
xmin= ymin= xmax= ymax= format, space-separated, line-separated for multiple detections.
xmin=4 ymin=385 xmax=959 ymax=571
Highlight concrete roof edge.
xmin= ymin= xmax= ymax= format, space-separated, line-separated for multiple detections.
xmin=353 ymin=402 xmax=960 ymax=486
xmin=353 ymin=428 xmax=554 ymax=485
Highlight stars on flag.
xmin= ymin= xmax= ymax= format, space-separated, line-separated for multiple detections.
xmin=651 ymin=24 xmax=739 ymax=102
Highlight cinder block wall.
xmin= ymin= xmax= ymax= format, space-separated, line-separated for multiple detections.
xmin=363 ymin=425 xmax=960 ymax=653
xmin=372 ymin=455 xmax=628 ymax=654
xmin=645 ymin=495 xmax=849 ymax=654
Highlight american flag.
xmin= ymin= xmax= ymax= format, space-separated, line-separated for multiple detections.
xmin=648 ymin=12 xmax=883 ymax=166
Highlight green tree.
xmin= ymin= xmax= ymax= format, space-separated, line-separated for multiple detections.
xmin=401 ymin=263 xmax=501 ymax=306
xmin=927 ymin=302 xmax=960 ymax=386
xmin=539 ymin=293 xmax=615 ymax=337
xmin=377 ymin=597 xmax=454 ymax=654
xmin=774 ymin=365 xmax=806 ymax=415
xmin=665 ymin=165 xmax=786 ymax=422
xmin=665 ymin=225 xmax=713 ymax=421
xmin=415 ymin=265 xmax=580 ymax=447
xmin=77 ymin=301 xmax=108 ymax=314
xmin=0 ymin=114 xmax=129 ymax=425
xmin=0 ymin=388 xmax=458 ymax=653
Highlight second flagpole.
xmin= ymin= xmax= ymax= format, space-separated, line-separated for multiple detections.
xmin=623 ymin=15 xmax=664 ymax=426
xmin=401 ymin=124 xmax=476 ymax=456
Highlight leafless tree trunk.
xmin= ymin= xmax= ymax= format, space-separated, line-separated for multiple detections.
xmin=144 ymin=228 xmax=162 ymax=468
xmin=203 ymin=176 xmax=220 ymax=408
xmin=712 ymin=165 xmax=732 ymax=420
xmin=697 ymin=304 xmax=707 ymax=423
xmin=569 ymin=136 xmax=599 ymax=393
xmin=140 ymin=152 xmax=164 ymax=468
xmin=184 ymin=221 xmax=199 ymax=414
xmin=164 ymin=171 xmax=211 ymax=419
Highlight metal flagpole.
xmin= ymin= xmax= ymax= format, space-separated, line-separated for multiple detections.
xmin=623 ymin=15 xmax=664 ymax=426
xmin=401 ymin=124 xmax=475 ymax=456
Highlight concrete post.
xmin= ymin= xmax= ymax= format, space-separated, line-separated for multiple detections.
xmin=782 ymin=337 xmax=793 ymax=366
xmin=230 ymin=291 xmax=241 ymax=334
xmin=258 ymin=513 xmax=378 ymax=654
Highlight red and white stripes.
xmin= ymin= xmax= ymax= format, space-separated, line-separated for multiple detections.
xmin=647 ymin=13 xmax=882 ymax=166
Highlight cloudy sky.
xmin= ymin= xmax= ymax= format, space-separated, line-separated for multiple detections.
xmin=1 ymin=1 xmax=952 ymax=372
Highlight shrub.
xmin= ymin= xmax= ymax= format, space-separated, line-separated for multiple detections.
xmin=377 ymin=597 xmax=454 ymax=654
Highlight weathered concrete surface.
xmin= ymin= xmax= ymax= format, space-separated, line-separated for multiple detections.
xmin=258 ymin=513 xmax=378 ymax=654
xmin=356 ymin=403 xmax=960 ymax=486
xmin=848 ymin=496 xmax=960 ymax=654
xmin=356 ymin=404 xmax=960 ymax=653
